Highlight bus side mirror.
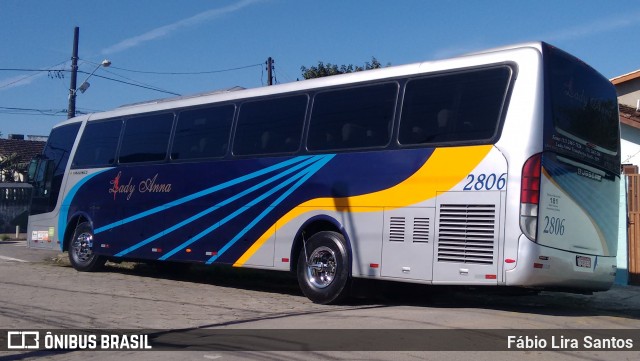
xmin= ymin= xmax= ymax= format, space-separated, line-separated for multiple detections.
xmin=27 ymin=155 xmax=51 ymax=185
xmin=27 ymin=158 xmax=39 ymax=183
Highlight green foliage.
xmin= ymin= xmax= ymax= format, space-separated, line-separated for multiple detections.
xmin=0 ymin=152 xmax=26 ymax=182
xmin=300 ymin=57 xmax=388 ymax=79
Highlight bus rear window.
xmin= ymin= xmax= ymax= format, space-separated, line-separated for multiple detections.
xmin=546 ymin=47 xmax=619 ymax=153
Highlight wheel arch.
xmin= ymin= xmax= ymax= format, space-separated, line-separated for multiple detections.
xmin=289 ymin=215 xmax=352 ymax=273
xmin=62 ymin=212 xmax=93 ymax=252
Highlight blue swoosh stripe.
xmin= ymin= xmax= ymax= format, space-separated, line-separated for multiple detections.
xmin=95 ymin=155 xmax=311 ymax=234
xmin=114 ymin=156 xmax=323 ymax=257
xmin=205 ymin=154 xmax=334 ymax=264
xmin=159 ymin=155 xmax=333 ymax=261
xmin=58 ymin=169 xmax=112 ymax=250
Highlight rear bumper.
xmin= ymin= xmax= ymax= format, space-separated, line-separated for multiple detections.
xmin=505 ymin=235 xmax=616 ymax=292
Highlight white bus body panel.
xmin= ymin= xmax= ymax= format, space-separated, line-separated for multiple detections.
xmin=507 ymin=235 xmax=616 ymax=291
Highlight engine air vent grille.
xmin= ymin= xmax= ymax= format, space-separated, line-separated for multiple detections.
xmin=413 ymin=217 xmax=430 ymax=243
xmin=389 ymin=217 xmax=406 ymax=242
xmin=437 ymin=204 xmax=496 ymax=265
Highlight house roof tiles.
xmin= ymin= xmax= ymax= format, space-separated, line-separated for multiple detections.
xmin=0 ymin=139 xmax=45 ymax=164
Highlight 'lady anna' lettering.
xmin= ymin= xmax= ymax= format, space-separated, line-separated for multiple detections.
xmin=109 ymin=172 xmax=135 ymax=200
xmin=108 ymin=172 xmax=171 ymax=200
xmin=139 ymin=174 xmax=172 ymax=194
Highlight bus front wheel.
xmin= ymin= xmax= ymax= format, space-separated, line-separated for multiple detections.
xmin=68 ymin=221 xmax=106 ymax=272
xmin=297 ymin=231 xmax=351 ymax=304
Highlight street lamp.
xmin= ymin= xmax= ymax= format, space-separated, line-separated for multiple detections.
xmin=78 ymin=59 xmax=111 ymax=93
xmin=67 ymin=58 xmax=111 ymax=119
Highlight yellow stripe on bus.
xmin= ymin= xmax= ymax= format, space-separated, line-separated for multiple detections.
xmin=234 ymin=145 xmax=492 ymax=267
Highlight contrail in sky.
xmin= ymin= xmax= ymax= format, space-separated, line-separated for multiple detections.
xmin=101 ymin=0 xmax=262 ymax=55
xmin=542 ymin=11 xmax=640 ymax=43
xmin=431 ymin=10 xmax=640 ymax=60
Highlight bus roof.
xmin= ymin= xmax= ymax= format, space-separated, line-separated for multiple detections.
xmin=60 ymin=41 xmax=547 ymax=126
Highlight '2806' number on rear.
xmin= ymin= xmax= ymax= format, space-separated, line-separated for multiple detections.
xmin=543 ymin=216 xmax=566 ymax=236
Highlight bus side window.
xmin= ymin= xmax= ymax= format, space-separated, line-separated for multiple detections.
xmin=399 ymin=66 xmax=511 ymax=146
xmin=172 ymin=105 xmax=234 ymax=161
xmin=341 ymin=123 xmax=366 ymax=148
xmin=308 ymin=83 xmax=397 ymax=151
xmin=233 ymin=95 xmax=307 ymax=156
xmin=260 ymin=130 xmax=284 ymax=153
xmin=72 ymin=119 xmax=122 ymax=168
xmin=428 ymin=109 xmax=454 ymax=142
xmin=119 ymin=113 xmax=173 ymax=164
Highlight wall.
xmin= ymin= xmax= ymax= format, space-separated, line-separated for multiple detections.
xmin=617 ymin=77 xmax=640 ymax=108
xmin=617 ymin=177 xmax=629 ymax=285
xmin=621 ymin=123 xmax=640 ymax=165
xmin=0 ymin=184 xmax=32 ymax=234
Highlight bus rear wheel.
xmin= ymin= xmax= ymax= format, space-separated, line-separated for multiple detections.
xmin=297 ymin=231 xmax=351 ymax=304
xmin=68 ymin=221 xmax=106 ymax=272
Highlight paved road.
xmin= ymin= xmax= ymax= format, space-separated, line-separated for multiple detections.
xmin=1 ymin=239 xmax=639 ymax=360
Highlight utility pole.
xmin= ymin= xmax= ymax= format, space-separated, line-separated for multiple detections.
xmin=67 ymin=26 xmax=79 ymax=119
xmin=266 ymin=57 xmax=274 ymax=86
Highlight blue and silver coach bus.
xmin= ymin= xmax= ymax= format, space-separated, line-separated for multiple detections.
xmin=27 ymin=42 xmax=620 ymax=304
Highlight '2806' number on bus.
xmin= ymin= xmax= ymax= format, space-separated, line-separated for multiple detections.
xmin=543 ymin=216 xmax=565 ymax=236
xmin=463 ymin=173 xmax=507 ymax=191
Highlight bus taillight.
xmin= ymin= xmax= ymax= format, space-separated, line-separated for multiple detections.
xmin=520 ymin=153 xmax=541 ymax=241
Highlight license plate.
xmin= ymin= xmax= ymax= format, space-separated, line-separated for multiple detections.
xmin=576 ymin=256 xmax=592 ymax=268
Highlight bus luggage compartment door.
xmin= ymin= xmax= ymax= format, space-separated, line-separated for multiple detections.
xmin=432 ymin=191 xmax=502 ymax=284
xmin=381 ymin=207 xmax=435 ymax=281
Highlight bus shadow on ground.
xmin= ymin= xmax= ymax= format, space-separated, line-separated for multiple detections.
xmin=355 ymin=278 xmax=640 ymax=320
xmin=96 ymin=260 xmax=640 ymax=321
xmin=101 ymin=260 xmax=303 ymax=296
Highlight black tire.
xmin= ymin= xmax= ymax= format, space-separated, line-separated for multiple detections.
xmin=68 ymin=221 xmax=106 ymax=272
xmin=297 ymin=231 xmax=351 ymax=304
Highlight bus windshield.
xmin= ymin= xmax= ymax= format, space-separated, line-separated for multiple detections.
xmin=29 ymin=123 xmax=80 ymax=215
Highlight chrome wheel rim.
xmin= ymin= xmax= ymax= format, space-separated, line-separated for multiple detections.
xmin=71 ymin=232 xmax=94 ymax=264
xmin=306 ymin=246 xmax=337 ymax=289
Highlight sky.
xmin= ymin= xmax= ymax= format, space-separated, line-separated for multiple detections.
xmin=2 ymin=0 xmax=640 ymax=137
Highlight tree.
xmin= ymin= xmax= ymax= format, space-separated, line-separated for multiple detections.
xmin=0 ymin=153 xmax=26 ymax=182
xmin=300 ymin=57 xmax=388 ymax=79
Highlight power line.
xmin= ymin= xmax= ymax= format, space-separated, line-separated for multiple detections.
xmin=2 ymin=61 xmax=265 ymax=95
xmin=1 ymin=59 xmax=268 ymax=114
xmin=79 ymin=71 xmax=182 ymax=96
xmin=0 ymin=64 xmax=180 ymax=96
xmin=0 ymin=60 xmax=68 ymax=73
xmin=0 ymin=106 xmax=101 ymax=117
xmin=1 ymin=61 xmax=264 ymax=78
xmin=98 ymin=67 xmax=182 ymax=97
xmin=0 ymin=106 xmax=66 ymax=116
xmin=94 ymin=62 xmax=263 ymax=75
xmin=0 ymin=59 xmax=68 ymax=89
xmin=0 ymin=68 xmax=57 ymax=72
xmin=77 ymin=59 xmax=180 ymax=97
